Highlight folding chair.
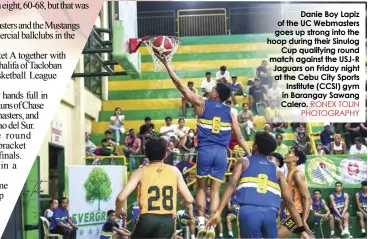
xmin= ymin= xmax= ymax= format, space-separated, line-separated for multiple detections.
xmin=40 ymin=217 xmax=63 ymax=239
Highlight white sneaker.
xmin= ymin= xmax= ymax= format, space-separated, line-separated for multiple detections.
xmin=341 ymin=229 xmax=350 ymax=238
xmin=196 ymin=224 xmax=207 ymax=239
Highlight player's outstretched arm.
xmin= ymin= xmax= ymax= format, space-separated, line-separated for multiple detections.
xmin=278 ymin=169 xmax=312 ymax=235
xmin=160 ymin=58 xmax=203 ymax=111
xmin=207 ymin=159 xmax=248 ymax=228
xmin=116 ymin=168 xmax=143 ymax=217
xmin=174 ymin=167 xmax=194 ymax=206
xmin=230 ymin=112 xmax=251 ymax=156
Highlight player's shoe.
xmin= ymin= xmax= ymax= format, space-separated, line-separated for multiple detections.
xmin=205 ymin=226 xmax=216 ymax=239
xmin=341 ymin=229 xmax=350 ymax=238
xmin=196 ymin=223 xmax=207 ymax=239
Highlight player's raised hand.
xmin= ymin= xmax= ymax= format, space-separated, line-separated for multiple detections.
xmin=206 ymin=211 xmax=221 ymax=229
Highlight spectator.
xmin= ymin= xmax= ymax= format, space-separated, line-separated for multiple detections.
xmin=100 ymin=130 xmax=118 ymax=157
xmin=165 ymin=141 xmax=180 ymax=166
xmin=329 ymin=182 xmax=351 ymax=238
xmin=330 ymin=134 xmax=347 ymax=155
xmin=360 ymin=121 xmax=367 ymax=140
xmin=344 ymin=123 xmax=362 ymax=149
xmin=237 ymin=103 xmax=254 ymax=140
xmin=100 ymin=210 xmax=130 ymax=239
xmin=294 ymin=124 xmax=311 ymax=155
xmin=225 ymin=100 xmax=238 ymax=117
xmin=355 ymin=180 xmax=367 ymax=237
xmin=349 ymin=138 xmax=367 ymax=154
xmin=216 ymin=65 xmax=230 ymax=81
xmin=182 ymin=81 xmax=198 ymax=117
xmin=315 ymin=142 xmax=326 ymax=155
xmin=264 ymin=99 xmax=287 ymax=133
xmin=266 ymin=80 xmax=282 ymax=107
xmin=179 ymin=129 xmax=196 ymax=159
xmin=159 ymin=116 xmax=177 ymax=141
xmin=44 ymin=199 xmax=58 ymax=221
xmin=275 ymin=134 xmax=288 ymax=156
xmin=49 ymin=197 xmax=78 ymax=239
xmin=109 ymin=107 xmax=125 ymax=144
xmin=176 ymin=153 xmax=196 ymax=184
xmin=248 ymin=77 xmax=267 ymax=115
xmin=85 ymin=132 xmax=97 ymax=156
xmin=174 ymin=118 xmax=190 ymax=140
xmin=230 ymin=75 xmax=244 ymax=96
xmin=139 ymin=117 xmax=155 ymax=153
xmin=256 ymin=60 xmax=272 ymax=86
xmin=312 ymin=190 xmax=332 ymax=228
xmin=124 ymin=128 xmax=141 ymax=170
xmin=263 ymin=124 xmax=275 ymax=138
xmin=139 ymin=157 xmax=149 ymax=168
xmin=319 ymin=123 xmax=334 ymax=153
xmin=201 ymin=72 xmax=215 ymax=95
xmin=227 ymin=130 xmax=238 ymax=157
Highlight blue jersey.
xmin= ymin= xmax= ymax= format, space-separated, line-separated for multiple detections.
xmin=358 ymin=191 xmax=367 ymax=212
xmin=312 ymin=199 xmax=323 ymax=223
xmin=236 ymin=156 xmax=281 ymax=209
xmin=331 ymin=192 xmax=345 ymax=214
xmin=50 ymin=207 xmax=69 ymax=230
xmin=197 ymin=100 xmax=232 ymax=148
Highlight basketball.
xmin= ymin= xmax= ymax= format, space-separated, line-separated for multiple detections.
xmin=152 ymin=36 xmax=174 ymax=57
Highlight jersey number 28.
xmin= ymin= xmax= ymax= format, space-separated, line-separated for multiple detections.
xmin=147 ymin=186 xmax=173 ymax=211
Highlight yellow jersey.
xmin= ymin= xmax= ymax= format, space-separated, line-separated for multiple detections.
xmin=138 ymin=163 xmax=177 ymax=216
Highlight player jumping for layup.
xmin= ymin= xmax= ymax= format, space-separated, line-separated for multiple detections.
xmin=159 ymin=58 xmax=251 ymax=238
xmin=115 ymin=138 xmax=194 ymax=238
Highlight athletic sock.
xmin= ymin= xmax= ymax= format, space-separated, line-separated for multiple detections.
xmin=229 ymin=231 xmax=234 ymax=237
xmin=191 ymin=234 xmax=195 ymax=239
xmin=219 ymin=233 xmax=223 ymax=237
xmin=362 ymin=229 xmax=366 ymax=233
xmin=331 ymin=231 xmax=335 ymax=236
xmin=198 ymin=216 xmax=205 ymax=226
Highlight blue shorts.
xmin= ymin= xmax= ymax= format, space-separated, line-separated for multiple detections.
xmin=197 ymin=145 xmax=227 ymax=182
xmin=238 ymin=205 xmax=278 ymax=239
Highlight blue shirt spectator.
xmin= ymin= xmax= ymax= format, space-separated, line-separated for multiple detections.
xmin=176 ymin=155 xmax=195 ymax=184
xmin=320 ymin=124 xmax=334 ymax=146
xmin=50 ymin=207 xmax=69 ymax=230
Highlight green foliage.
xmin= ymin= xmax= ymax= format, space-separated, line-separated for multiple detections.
xmin=84 ymin=167 xmax=112 ymax=210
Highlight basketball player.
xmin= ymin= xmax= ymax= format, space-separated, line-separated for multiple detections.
xmin=115 ymin=138 xmax=194 ymax=238
xmin=356 ymin=180 xmax=367 ymax=237
xmin=311 ymin=190 xmax=332 ymax=226
xmin=278 ymin=147 xmax=314 ymax=238
xmin=329 ymin=182 xmax=351 ymax=238
xmin=207 ymin=132 xmax=311 ymax=238
xmin=159 ymin=56 xmax=251 ymax=237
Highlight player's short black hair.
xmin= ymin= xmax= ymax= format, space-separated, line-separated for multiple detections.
xmin=104 ymin=130 xmax=112 ymax=135
xmin=362 ymin=180 xmax=367 ymax=186
xmin=165 ymin=116 xmax=172 ymax=121
xmin=276 ymin=133 xmax=283 ymax=140
xmin=289 ymin=147 xmax=306 ymax=165
xmin=205 ymin=72 xmax=211 ymax=76
xmin=335 ymin=181 xmax=343 ymax=186
xmin=220 ymin=65 xmax=226 ymax=71
xmin=268 ymin=152 xmax=284 ymax=168
xmin=107 ymin=210 xmax=115 ymax=216
xmin=254 ymin=131 xmax=277 ymax=155
xmin=313 ymin=189 xmax=321 ymax=194
xmin=144 ymin=116 xmax=151 ymax=122
xmin=145 ymin=138 xmax=167 ymax=162
xmin=216 ymin=83 xmax=231 ymax=102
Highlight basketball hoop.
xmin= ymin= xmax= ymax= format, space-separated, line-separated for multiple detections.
xmin=129 ymin=35 xmax=181 ymax=72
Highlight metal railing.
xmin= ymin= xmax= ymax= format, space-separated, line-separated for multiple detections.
xmin=85 ymin=155 xmax=127 ymax=166
xmin=138 ymin=10 xmax=176 ymax=37
xmin=177 ymin=8 xmax=228 ymax=36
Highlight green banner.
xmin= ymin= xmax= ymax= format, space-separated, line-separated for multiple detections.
xmin=306 ymin=154 xmax=367 ymax=188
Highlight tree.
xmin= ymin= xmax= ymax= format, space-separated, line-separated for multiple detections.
xmin=84 ymin=167 xmax=112 ymax=210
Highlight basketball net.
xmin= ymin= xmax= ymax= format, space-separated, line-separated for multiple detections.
xmin=144 ymin=37 xmax=181 ymax=72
